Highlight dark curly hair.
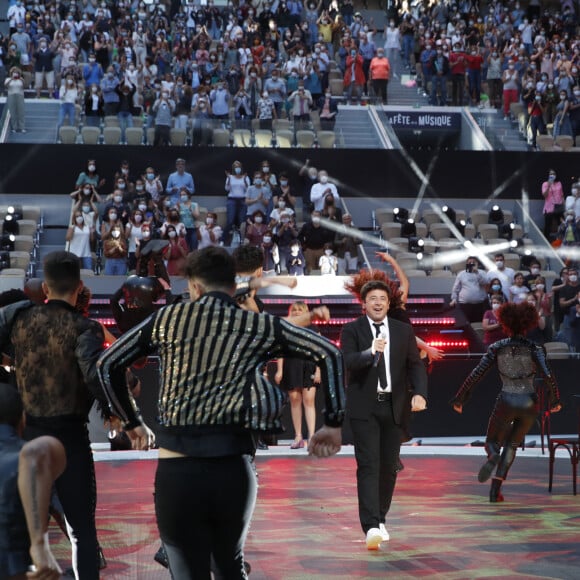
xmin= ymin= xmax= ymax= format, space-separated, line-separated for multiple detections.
xmin=498 ymin=302 xmax=539 ymax=337
xmin=344 ymin=269 xmax=404 ymax=311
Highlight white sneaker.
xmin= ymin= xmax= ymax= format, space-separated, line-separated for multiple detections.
xmin=379 ymin=523 xmax=390 ymax=541
xmin=365 ymin=528 xmax=383 ymax=550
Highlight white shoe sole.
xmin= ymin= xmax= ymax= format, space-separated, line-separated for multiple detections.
xmin=366 ymin=532 xmax=383 ymax=550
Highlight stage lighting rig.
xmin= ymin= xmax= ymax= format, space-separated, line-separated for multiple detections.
xmin=393 ymin=207 xmax=409 ymax=224
xmin=401 ymin=218 xmax=417 ymax=238
xmin=442 ymin=205 xmax=456 ymax=224
xmin=488 ymin=205 xmax=505 ymax=226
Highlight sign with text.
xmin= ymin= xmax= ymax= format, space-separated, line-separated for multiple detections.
xmin=385 ymin=112 xmax=461 ymax=132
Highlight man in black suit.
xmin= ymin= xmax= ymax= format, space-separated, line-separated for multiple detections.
xmin=341 ymin=280 xmax=428 ymax=550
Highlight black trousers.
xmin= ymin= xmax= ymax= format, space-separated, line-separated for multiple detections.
xmin=485 ymin=392 xmax=538 ymax=480
xmin=155 ymin=455 xmax=257 ymax=580
xmin=25 ymin=420 xmax=99 ymax=579
xmin=350 ymin=395 xmax=402 ymax=534
xmin=372 ymin=79 xmax=388 ymax=104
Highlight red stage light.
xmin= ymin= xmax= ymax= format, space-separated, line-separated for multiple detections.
xmin=409 ymin=317 xmax=456 ymax=325
xmin=426 ymin=340 xmax=469 ymax=349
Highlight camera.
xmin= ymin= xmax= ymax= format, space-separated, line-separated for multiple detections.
xmin=466 ymin=262 xmax=475 ymax=273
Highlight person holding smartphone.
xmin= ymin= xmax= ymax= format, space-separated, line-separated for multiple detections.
xmin=449 ymin=256 xmax=489 ymax=323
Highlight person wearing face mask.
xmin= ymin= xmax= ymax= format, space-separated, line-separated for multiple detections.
xmin=298 ymin=160 xmax=319 ymax=215
xmin=556 ymin=210 xmax=580 ymax=247
xmin=70 ymin=182 xmax=101 ymax=207
xmin=344 ymin=46 xmax=365 ymax=104
xmin=256 ymin=89 xmax=277 ymax=130
xmin=73 ymin=198 xmax=98 ymax=231
xmin=56 ymin=74 xmax=79 ymax=137
xmin=161 ymin=208 xmax=187 ymax=240
xmin=502 ymin=60 xmax=520 ymax=119
xmin=298 ymin=211 xmax=335 ymax=274
xmin=82 ymin=53 xmax=103 ymax=89
xmin=318 ymin=242 xmax=338 ymax=275
xmin=487 ymin=253 xmax=515 ymax=301
xmin=450 ymin=257 xmax=489 ymax=323
xmin=166 ymin=158 xmax=195 ymax=205
xmin=100 ymin=67 xmax=120 ymax=116
xmin=83 ymin=83 xmax=104 ymax=127
xmin=531 ymin=276 xmax=553 ymax=339
xmin=5 ymin=67 xmax=26 ymax=133
xmin=541 ymin=169 xmax=565 ymax=238
xmin=383 ymin=20 xmax=400 ymax=78
xmin=310 ymin=170 xmax=339 ymax=212
xmin=245 ymin=210 xmax=268 ymax=246
xmin=369 ymin=48 xmax=390 ymax=105
xmin=558 ymin=267 xmax=580 ymax=342
xmin=317 ymin=87 xmax=339 ymax=130
xmin=101 ymin=203 xmax=127 ymax=239
xmin=245 ymin=172 xmax=272 ymax=221
xmin=143 ymin=167 xmax=164 ymax=204
xmin=66 ymin=211 xmax=95 ymax=270
xmin=177 ymin=189 xmax=200 ymax=251
xmin=162 ymin=226 xmax=189 ymax=277
xmin=224 ymin=161 xmax=250 ymax=246
xmin=565 ymin=182 xmax=580 ymax=217
xmin=553 ymin=90 xmax=573 ymax=139
xmin=526 ymin=85 xmax=546 ymax=148
xmin=152 ymin=89 xmax=176 ymax=146
xmin=286 ymin=240 xmax=306 ymax=275
xmin=125 ymin=210 xmax=146 ymax=271
xmin=482 ymin=294 xmax=508 ymax=346
xmin=272 ymin=173 xmax=296 ymax=211
xmin=103 ymin=226 xmax=128 ymax=276
xmin=197 ymin=211 xmax=223 ymax=249
xmin=33 ymin=39 xmax=56 ymax=99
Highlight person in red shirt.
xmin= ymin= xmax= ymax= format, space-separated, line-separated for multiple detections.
xmin=466 ymin=46 xmax=484 ymax=105
xmin=369 ymin=48 xmax=391 ymax=104
xmin=449 ymin=42 xmax=467 ymax=106
xmin=344 ymin=48 xmax=366 ymax=104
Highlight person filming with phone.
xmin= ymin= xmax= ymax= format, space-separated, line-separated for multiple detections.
xmin=449 ymin=256 xmax=489 ymax=323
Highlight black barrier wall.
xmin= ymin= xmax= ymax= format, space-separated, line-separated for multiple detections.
xmin=0 ymin=144 xmax=578 ymax=201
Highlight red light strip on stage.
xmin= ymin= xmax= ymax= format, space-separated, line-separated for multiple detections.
xmin=311 ymin=318 xmax=357 ymax=326
xmin=407 ymin=298 xmax=445 ymax=304
xmin=426 ymin=340 xmax=469 ymax=348
xmin=409 ymin=317 xmax=456 ymax=325
xmin=95 ymin=318 xmax=117 ymax=327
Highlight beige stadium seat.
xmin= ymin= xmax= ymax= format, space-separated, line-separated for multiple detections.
xmin=375 ymin=208 xmax=393 ymax=226
xmin=59 ymin=126 xmax=77 ymax=144
xmin=398 ymin=259 xmax=420 ymax=271
xmin=437 ymin=237 xmax=461 ymax=250
xmin=429 ymin=269 xmax=452 ymax=277
xmin=454 ymin=209 xmax=467 ymax=223
xmin=381 ymin=222 xmax=401 ymax=240
xmin=405 ymin=269 xmax=427 ymax=277
xmin=104 ymin=115 xmax=120 ymax=127
xmin=103 ymin=126 xmax=122 ymax=145
xmin=254 ymin=130 xmax=273 ymax=147
xmin=510 ymin=224 xmax=524 ymax=239
xmin=429 ymin=223 xmax=452 ymax=240
xmin=388 ymin=237 xmax=410 ymax=254
xmin=328 ymin=70 xmax=343 ymax=81
xmin=143 ymin=127 xmax=154 ymax=145
xmin=296 ymin=130 xmax=316 ymax=148
xmin=415 ymin=222 xmax=428 ymax=239
xmin=81 ymin=126 xmax=100 ymax=144
xmin=544 ymin=341 xmax=570 ymax=359
xmin=9 ymin=251 xmax=30 ymax=270
xmin=233 ymin=129 xmax=252 ymax=147
xmin=477 ymin=223 xmax=499 ymax=242
xmin=537 ymin=135 xmax=554 ymax=151
xmin=555 ymin=135 xmax=574 ymax=151
xmin=273 ymin=119 xmax=291 ymax=131
xmin=80 ymin=268 xmax=95 ymax=277
xmin=0 ymin=268 xmax=26 ymax=276
xmin=212 ymin=128 xmax=230 ymax=147
xmin=170 ymin=128 xmax=187 ymax=146
xmin=12 ymin=235 xmax=34 ymax=253
xmin=125 ymin=127 xmax=143 ymax=145
xmin=504 ymin=253 xmax=520 ymax=270
xmin=251 ymin=118 xmax=261 ymax=131
xmin=469 ymin=209 xmax=490 ymax=229
xmin=275 ymin=130 xmax=294 ymax=148
xmin=132 ymin=116 xmax=144 ymax=128
xmin=462 ymin=223 xmax=476 ymax=240
xmin=502 ymin=209 xmax=513 ymax=224
xmin=16 ymin=220 xmax=37 ymax=237
xmin=317 ymin=130 xmax=336 ymax=148
xmin=420 ymin=209 xmax=441 ymax=227
xmin=329 ymin=78 xmax=344 ymax=97
xmin=421 ymin=239 xmax=438 ymax=254
xmin=309 ymin=110 xmax=321 ymax=131
xmin=22 ymin=206 xmax=41 ymax=223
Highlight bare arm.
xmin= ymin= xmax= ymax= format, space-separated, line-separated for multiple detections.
xmin=375 ymin=251 xmax=409 ymax=302
xmin=18 ymin=437 xmax=66 ymax=579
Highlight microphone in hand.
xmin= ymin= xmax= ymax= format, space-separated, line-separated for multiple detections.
xmin=372 ymin=331 xmax=387 ymax=368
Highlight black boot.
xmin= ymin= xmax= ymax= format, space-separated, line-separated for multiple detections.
xmin=489 ymin=477 xmax=504 ymax=503
xmin=478 ymin=453 xmax=500 ymax=483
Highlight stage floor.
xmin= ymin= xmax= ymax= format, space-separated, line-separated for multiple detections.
xmin=49 ymin=446 xmax=580 ymax=579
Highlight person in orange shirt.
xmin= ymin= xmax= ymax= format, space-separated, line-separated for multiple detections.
xmin=369 ymin=48 xmax=391 ymax=104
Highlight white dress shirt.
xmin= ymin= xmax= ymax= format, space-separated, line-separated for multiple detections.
xmin=367 ymin=316 xmax=392 ymax=393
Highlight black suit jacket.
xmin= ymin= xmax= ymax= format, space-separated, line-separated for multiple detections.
xmin=341 ymin=316 xmax=428 ymax=426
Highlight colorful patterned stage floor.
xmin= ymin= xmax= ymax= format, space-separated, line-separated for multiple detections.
xmin=49 ymin=448 xmax=580 ymax=579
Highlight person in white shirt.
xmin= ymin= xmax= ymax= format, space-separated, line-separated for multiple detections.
xmin=310 ymin=170 xmax=339 ymax=212
xmin=486 ymin=253 xmax=515 ymax=301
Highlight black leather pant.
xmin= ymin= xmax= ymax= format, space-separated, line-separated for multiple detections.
xmin=485 ymin=391 xmax=538 ymax=480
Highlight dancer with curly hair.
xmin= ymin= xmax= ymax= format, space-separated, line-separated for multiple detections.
xmin=451 ymin=302 xmax=562 ymax=502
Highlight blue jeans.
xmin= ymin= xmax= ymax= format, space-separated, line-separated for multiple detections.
xmin=402 ymin=35 xmax=414 ymax=67
xmin=57 ymin=102 xmax=76 ymax=131
xmin=118 ymin=111 xmax=133 ymax=142
xmin=104 ymin=257 xmax=126 ymax=275
xmin=80 ymin=256 xmax=93 ymax=271
xmin=225 ymin=198 xmax=246 ymax=245
xmin=430 ymin=75 xmax=447 ymax=105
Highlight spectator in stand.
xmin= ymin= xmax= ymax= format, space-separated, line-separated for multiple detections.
xmin=224 ymin=160 xmax=250 ymax=246
xmin=526 ymin=86 xmax=546 ymax=149
xmin=66 ymin=210 xmax=94 ymax=270
xmin=197 ymin=211 xmax=223 ymax=249
xmin=56 ymin=74 xmax=79 ymax=135
xmin=466 ymin=46 xmax=484 ymax=106
xmin=553 ymin=89 xmax=573 ymax=139
xmin=369 ymin=48 xmax=390 ymax=105
xmin=502 ymin=60 xmax=520 ymax=119
xmin=166 ymin=159 xmax=195 ymax=206
xmin=541 ymin=169 xmax=565 ymax=239
xmin=525 ymin=293 xmax=548 ymax=344
xmin=116 ymin=81 xmax=136 ymax=144
xmin=102 ymin=225 xmax=128 ymax=276
xmin=84 ymin=84 xmax=104 ymax=128
xmin=531 ymin=276 xmax=553 ymax=340
xmin=317 ymin=87 xmax=339 ymax=130
xmin=487 ymin=48 xmax=503 ymax=109
xmin=33 ymin=37 xmax=55 ymax=99
xmin=287 ymin=240 xmax=306 ymax=275
xmin=569 ymin=86 xmax=580 ymax=141
xmin=430 ymin=45 xmax=449 ymax=106
xmin=152 ymin=88 xmax=175 ymax=146
xmin=162 ymin=225 xmax=189 ymax=277
xmin=256 ymin=89 xmax=277 ymax=129
xmin=177 ymin=190 xmax=200 ymax=251
xmin=486 ymin=253 xmax=515 ymax=301
xmin=557 ymin=210 xmax=580 ymax=247
xmin=263 ymin=69 xmax=287 ymax=118
xmin=4 ymin=67 xmax=25 ymax=133
xmin=482 ymin=294 xmax=508 ymax=347
xmin=358 ymin=33 xmax=376 ymax=95
xmin=83 ymin=54 xmax=103 ymax=91
xmin=383 ymin=19 xmax=401 ymax=79
xmin=160 ymin=208 xmax=187 ymax=241
xmin=272 ymin=173 xmax=296 ymax=211
xmin=334 ymin=213 xmax=360 ymax=274
xmin=509 ymin=272 xmax=530 ymax=304
xmin=344 ymin=46 xmax=365 ymax=104
xmin=209 ymin=80 xmax=230 ymax=121
xmin=449 ymin=42 xmax=467 ymax=106
xmin=143 ymin=166 xmax=164 ymax=205
xmin=245 ymin=171 xmax=272 ymax=221
xmin=450 ymin=257 xmax=489 ymax=323
xmin=288 ymin=83 xmax=312 ymax=127
xmin=565 ymin=183 xmax=580 ymax=217
xmin=310 ymin=170 xmax=339 ymax=212
xmin=245 ymin=210 xmax=269 ymax=247
xmin=298 ymin=210 xmax=335 ymax=274
xmin=100 ymin=66 xmax=120 ymax=117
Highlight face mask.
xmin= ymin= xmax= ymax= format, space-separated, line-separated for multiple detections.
xmin=278 ymin=201 xmax=286 ymax=208
xmin=262 ymin=166 xmax=270 ymax=173
xmin=112 ymin=230 xmax=121 ymax=238
xmin=569 ymin=275 xmax=578 ymax=282
xmin=82 ymin=186 xmax=92 ymax=195
xmin=495 ymin=260 xmax=504 ymax=269
xmin=234 ymin=167 xmax=242 ymax=175
xmin=312 ymin=217 xmax=320 ymax=225
xmin=117 ymin=183 xmax=126 ymax=190
xmin=324 ymin=249 xmax=333 ymax=256
xmin=567 ymin=215 xmax=574 ymax=222
xmin=114 ymin=195 xmax=123 ymax=203
xmin=180 ymin=195 xmax=189 ymax=203
xmin=146 ymin=173 xmax=155 ymax=180
xmin=164 ymin=200 xmax=172 ymax=207
xmin=280 ymin=180 xmax=288 ymax=187
xmin=142 ymin=230 xmax=150 ymax=239
xmin=82 ymin=205 xmax=90 ymax=213
xmin=134 ymin=215 xmax=143 ymax=223
xmin=76 ymin=216 xmax=84 ymax=225
xmin=167 ymin=230 xmax=176 ymax=238
xmin=255 ymin=216 xmax=263 ymax=223
xmin=109 ymin=213 xmax=118 ymax=221
xmin=206 ymin=217 xmax=214 ymax=225
xmin=549 ymin=174 xmax=556 ymax=181
xmin=254 ymin=178 xmax=262 ymax=186
xmin=88 ymin=164 xmax=96 ymax=172
xmin=491 ymin=284 xmax=501 ymax=292
xmin=536 ymin=284 xmax=545 ymax=291
xmin=531 ymin=267 xmax=540 ymax=275
xmin=291 ymin=247 xmax=299 ymax=255
xmin=263 ymin=236 xmax=272 ymax=243
xmin=319 ymin=175 xmax=328 ymax=184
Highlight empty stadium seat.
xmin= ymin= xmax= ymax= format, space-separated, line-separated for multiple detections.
xmin=254 ymin=130 xmax=274 ymax=147
xmin=59 ymin=126 xmax=77 ymax=144
xmin=429 ymin=223 xmax=452 ymax=240
xmin=329 ymin=79 xmax=344 ymax=97
xmin=233 ymin=129 xmax=252 ymax=147
xmin=81 ymin=126 xmax=100 ymax=144
xmin=170 ymin=128 xmax=188 ymax=146
xmin=9 ymin=251 xmax=30 ymax=271
xmin=469 ymin=209 xmax=490 ymax=229
xmin=296 ymin=130 xmax=316 ymax=148
xmin=275 ymin=130 xmax=294 ymax=148
xmin=125 ymin=127 xmax=143 ymax=145
xmin=15 ymin=220 xmax=37 ymax=237
xmin=555 ymin=135 xmax=574 ymax=151
xmin=381 ymin=222 xmax=401 ymax=240
xmin=212 ymin=128 xmax=230 ymax=147
xmin=477 ymin=223 xmax=499 ymax=242
xmin=317 ymin=130 xmax=336 ymax=148
xmin=104 ymin=116 xmax=120 ymax=127
xmin=103 ymin=126 xmax=122 ymax=145
xmin=273 ymin=119 xmax=291 ymax=131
